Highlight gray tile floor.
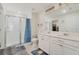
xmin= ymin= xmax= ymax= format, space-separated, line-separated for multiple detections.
xmin=0 ymin=46 xmax=29 ymax=55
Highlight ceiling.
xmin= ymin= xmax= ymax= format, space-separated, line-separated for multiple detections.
xmin=2 ymin=3 xmax=54 ymax=12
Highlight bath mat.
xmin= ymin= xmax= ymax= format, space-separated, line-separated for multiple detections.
xmin=31 ymin=48 xmax=48 ymax=55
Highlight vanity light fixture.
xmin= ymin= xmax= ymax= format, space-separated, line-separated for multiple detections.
xmin=45 ymin=6 xmax=55 ymax=12
xmin=45 ymin=3 xmax=63 ymax=13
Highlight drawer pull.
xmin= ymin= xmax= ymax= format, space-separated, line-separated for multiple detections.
xmin=58 ymin=44 xmax=63 ymax=46
xmin=60 ymin=45 xmax=63 ymax=46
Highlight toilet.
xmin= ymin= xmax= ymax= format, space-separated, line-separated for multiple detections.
xmin=31 ymin=38 xmax=38 ymax=50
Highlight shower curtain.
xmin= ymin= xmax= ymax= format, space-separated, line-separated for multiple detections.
xmin=24 ymin=18 xmax=31 ymax=43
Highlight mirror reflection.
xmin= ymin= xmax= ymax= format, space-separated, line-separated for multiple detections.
xmin=46 ymin=4 xmax=79 ymax=32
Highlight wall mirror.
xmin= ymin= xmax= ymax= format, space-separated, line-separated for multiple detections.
xmin=46 ymin=4 xmax=79 ymax=33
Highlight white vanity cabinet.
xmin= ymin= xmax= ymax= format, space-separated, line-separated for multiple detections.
xmin=50 ymin=37 xmax=79 ymax=55
xmin=38 ymin=34 xmax=79 ymax=55
xmin=38 ymin=35 xmax=50 ymax=54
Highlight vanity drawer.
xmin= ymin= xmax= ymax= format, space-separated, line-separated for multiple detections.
xmin=51 ymin=37 xmax=64 ymax=44
xmin=63 ymin=43 xmax=79 ymax=55
xmin=61 ymin=39 xmax=79 ymax=48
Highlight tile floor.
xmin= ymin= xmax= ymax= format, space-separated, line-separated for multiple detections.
xmin=24 ymin=43 xmax=38 ymax=55
xmin=0 ymin=46 xmax=29 ymax=55
xmin=0 ymin=42 xmax=47 ymax=55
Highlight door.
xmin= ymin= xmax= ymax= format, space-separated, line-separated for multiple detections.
xmin=6 ymin=16 xmax=20 ymax=47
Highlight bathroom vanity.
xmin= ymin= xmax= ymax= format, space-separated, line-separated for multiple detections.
xmin=38 ymin=4 xmax=79 ymax=55
xmin=38 ymin=32 xmax=79 ymax=55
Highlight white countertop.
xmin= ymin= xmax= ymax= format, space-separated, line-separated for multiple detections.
xmin=39 ymin=32 xmax=79 ymax=42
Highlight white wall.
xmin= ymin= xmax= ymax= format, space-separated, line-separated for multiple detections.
xmin=2 ymin=3 xmax=32 ymax=18
xmin=59 ymin=11 xmax=79 ymax=32
xmin=31 ymin=12 xmax=39 ymax=38
xmin=0 ymin=4 xmax=5 ymax=49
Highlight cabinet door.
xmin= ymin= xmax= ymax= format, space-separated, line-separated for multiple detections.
xmin=50 ymin=37 xmax=64 ymax=55
xmin=63 ymin=44 xmax=79 ymax=55
xmin=39 ymin=35 xmax=49 ymax=54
